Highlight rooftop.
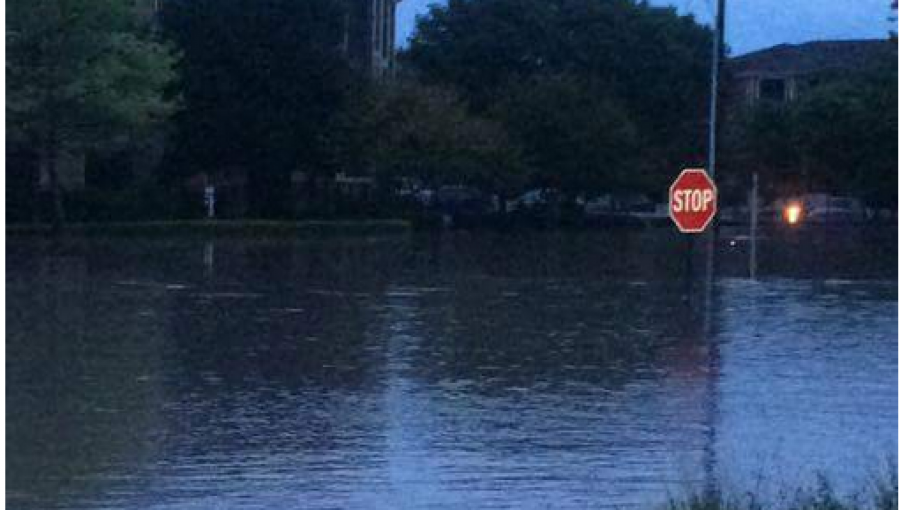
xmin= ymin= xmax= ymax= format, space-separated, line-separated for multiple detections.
xmin=728 ymin=39 xmax=896 ymax=78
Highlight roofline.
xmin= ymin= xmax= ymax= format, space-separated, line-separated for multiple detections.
xmin=729 ymin=38 xmax=891 ymax=61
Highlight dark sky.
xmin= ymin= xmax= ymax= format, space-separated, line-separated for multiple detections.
xmin=396 ymin=0 xmax=895 ymax=55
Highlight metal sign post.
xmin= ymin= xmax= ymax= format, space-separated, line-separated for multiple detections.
xmin=204 ymin=185 xmax=216 ymax=219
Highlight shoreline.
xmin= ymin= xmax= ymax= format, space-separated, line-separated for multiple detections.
xmin=5 ymin=219 xmax=412 ymax=238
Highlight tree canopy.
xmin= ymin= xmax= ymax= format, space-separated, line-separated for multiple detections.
xmin=726 ymin=45 xmax=897 ymax=207
xmin=369 ymin=80 xmax=527 ymax=194
xmin=7 ymin=0 xmax=178 ymax=225
xmin=491 ymin=74 xmax=637 ymax=195
xmin=8 ymin=0 xmax=177 ymax=147
xmin=160 ymin=0 xmax=357 ymax=216
xmin=792 ymin=62 xmax=898 ymax=207
xmin=404 ymin=0 xmax=713 ymax=197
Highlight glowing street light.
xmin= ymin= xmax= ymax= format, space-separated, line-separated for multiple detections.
xmin=784 ymin=202 xmax=803 ymax=225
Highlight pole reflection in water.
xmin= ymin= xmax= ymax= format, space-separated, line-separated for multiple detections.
xmin=203 ymin=240 xmax=215 ymax=276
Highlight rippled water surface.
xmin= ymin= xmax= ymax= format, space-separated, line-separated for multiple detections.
xmin=7 ymin=230 xmax=897 ymax=509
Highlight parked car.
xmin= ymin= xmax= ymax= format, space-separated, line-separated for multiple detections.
xmin=765 ymin=194 xmax=867 ymax=226
xmin=583 ymin=195 xmax=614 ymax=217
xmin=507 ymin=188 xmax=564 ymax=212
xmin=583 ymin=193 xmax=664 ymax=226
xmin=434 ymin=185 xmax=493 ymax=227
xmin=505 ymin=188 xmax=572 ymax=226
xmin=804 ymin=206 xmax=865 ymax=225
xmin=803 ymin=195 xmax=865 ymax=225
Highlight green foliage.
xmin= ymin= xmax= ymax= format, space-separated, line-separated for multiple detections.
xmin=364 ymin=80 xmax=528 ymax=193
xmin=726 ymin=45 xmax=897 ymax=207
xmin=667 ymin=492 xmax=762 ymax=510
xmin=7 ymin=0 xmax=177 ymax=228
xmin=404 ymin=0 xmax=712 ymax=196
xmin=492 ymin=74 xmax=637 ymax=194
xmin=7 ymin=0 xmax=178 ymax=148
xmin=665 ymin=470 xmax=899 ymax=510
xmin=725 ymin=102 xmax=800 ymax=193
xmin=792 ymin=64 xmax=898 ymax=207
xmin=160 ymin=0 xmax=357 ymax=217
xmin=874 ymin=473 xmax=899 ymax=510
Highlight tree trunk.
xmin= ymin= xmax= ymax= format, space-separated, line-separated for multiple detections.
xmin=41 ymin=145 xmax=66 ymax=234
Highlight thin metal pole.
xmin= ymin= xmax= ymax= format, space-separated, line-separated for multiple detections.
xmin=702 ymin=0 xmax=726 ymax=316
xmin=702 ymin=1 xmax=726 ymax=500
xmin=702 ymin=0 xmax=725 ymax=331
xmin=750 ymin=172 xmax=758 ymax=279
xmin=707 ymin=0 xmax=726 ymax=181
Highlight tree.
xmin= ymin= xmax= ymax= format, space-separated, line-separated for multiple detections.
xmin=791 ymin=61 xmax=898 ymax=207
xmin=724 ymin=102 xmax=801 ymax=196
xmin=336 ymin=79 xmax=527 ymax=196
xmin=161 ymin=0 xmax=357 ymax=218
xmin=890 ymin=0 xmax=897 ymax=37
xmin=492 ymin=74 xmax=637 ymax=195
xmin=7 ymin=0 xmax=178 ymax=229
xmin=404 ymin=0 xmax=712 ymax=197
xmin=725 ymin=44 xmax=897 ymax=208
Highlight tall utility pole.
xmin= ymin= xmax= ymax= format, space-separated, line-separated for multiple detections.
xmin=702 ymin=5 xmax=727 ymax=500
xmin=703 ymin=0 xmax=726 ymax=329
xmin=707 ymin=0 xmax=726 ymax=181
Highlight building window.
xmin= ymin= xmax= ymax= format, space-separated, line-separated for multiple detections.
xmin=759 ymin=78 xmax=786 ymax=103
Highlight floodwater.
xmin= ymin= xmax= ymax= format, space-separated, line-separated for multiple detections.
xmin=7 ymin=229 xmax=898 ymax=509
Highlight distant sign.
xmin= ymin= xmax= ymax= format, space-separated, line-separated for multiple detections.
xmin=204 ymin=185 xmax=216 ymax=219
xmin=669 ymin=168 xmax=717 ymax=233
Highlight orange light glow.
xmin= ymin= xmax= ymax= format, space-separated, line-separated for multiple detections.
xmin=784 ymin=203 xmax=802 ymax=225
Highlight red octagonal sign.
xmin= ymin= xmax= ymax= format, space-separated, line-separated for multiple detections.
xmin=669 ymin=168 xmax=717 ymax=233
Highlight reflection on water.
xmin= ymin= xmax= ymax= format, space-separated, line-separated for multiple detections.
xmin=7 ymin=231 xmax=897 ymax=509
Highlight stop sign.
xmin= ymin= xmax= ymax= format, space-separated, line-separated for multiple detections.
xmin=669 ymin=168 xmax=717 ymax=233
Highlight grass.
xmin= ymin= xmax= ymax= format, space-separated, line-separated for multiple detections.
xmin=667 ymin=470 xmax=898 ymax=510
xmin=5 ymin=219 xmax=412 ymax=237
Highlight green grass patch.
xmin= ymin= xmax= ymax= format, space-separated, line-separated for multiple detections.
xmin=667 ymin=469 xmax=898 ymax=510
